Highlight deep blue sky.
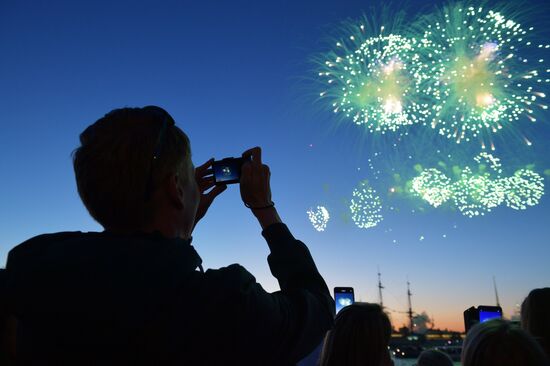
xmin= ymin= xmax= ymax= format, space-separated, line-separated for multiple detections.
xmin=1 ymin=0 xmax=549 ymax=330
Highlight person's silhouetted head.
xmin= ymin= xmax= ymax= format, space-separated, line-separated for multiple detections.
xmin=320 ymin=302 xmax=392 ymax=366
xmin=462 ymin=318 xmax=548 ymax=366
xmin=416 ymin=349 xmax=453 ymax=366
xmin=72 ymin=106 xmax=199 ymax=237
xmin=521 ymin=287 xmax=550 ymax=359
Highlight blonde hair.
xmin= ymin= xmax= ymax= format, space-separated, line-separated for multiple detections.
xmin=320 ymin=303 xmax=392 ymax=366
xmin=73 ymin=106 xmax=191 ymax=230
xmin=462 ymin=319 xmax=548 ymax=366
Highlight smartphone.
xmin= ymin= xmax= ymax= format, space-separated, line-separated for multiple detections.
xmin=334 ymin=287 xmax=354 ymax=314
xmin=464 ymin=305 xmax=502 ymax=332
xmin=212 ymin=157 xmax=247 ymax=185
xmin=478 ymin=305 xmax=503 ymax=323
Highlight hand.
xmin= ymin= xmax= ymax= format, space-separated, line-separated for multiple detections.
xmin=240 ymin=147 xmax=272 ymax=208
xmin=240 ymin=147 xmax=281 ymax=229
xmin=194 ymin=158 xmax=227 ymax=227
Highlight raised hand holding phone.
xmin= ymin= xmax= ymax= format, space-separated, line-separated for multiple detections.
xmin=464 ymin=305 xmax=503 ymax=332
xmin=334 ymin=287 xmax=355 ymax=314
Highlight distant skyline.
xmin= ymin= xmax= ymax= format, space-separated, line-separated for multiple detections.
xmin=1 ymin=0 xmax=550 ymax=332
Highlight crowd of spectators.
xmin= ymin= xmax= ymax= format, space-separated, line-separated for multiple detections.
xmin=0 ymin=106 xmax=548 ymax=365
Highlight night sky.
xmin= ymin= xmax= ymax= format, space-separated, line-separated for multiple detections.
xmin=1 ymin=0 xmax=549 ymax=331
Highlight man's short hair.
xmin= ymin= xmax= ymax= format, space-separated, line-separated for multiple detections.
xmin=72 ymin=106 xmax=191 ymax=230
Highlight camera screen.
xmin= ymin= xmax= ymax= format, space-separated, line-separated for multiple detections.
xmin=334 ymin=291 xmax=354 ymax=314
xmin=213 ymin=159 xmax=242 ymax=184
xmin=479 ymin=310 xmax=502 ymax=323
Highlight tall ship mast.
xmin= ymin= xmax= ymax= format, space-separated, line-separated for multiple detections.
xmin=407 ymin=280 xmax=414 ymax=333
xmin=493 ymin=276 xmax=501 ymax=307
xmin=378 ymin=267 xmax=384 ymax=309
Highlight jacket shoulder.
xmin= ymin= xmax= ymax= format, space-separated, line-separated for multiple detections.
xmin=7 ymin=232 xmax=85 ymax=264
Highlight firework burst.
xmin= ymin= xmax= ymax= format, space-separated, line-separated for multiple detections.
xmin=415 ymin=4 xmax=550 ymax=147
xmin=411 ymin=153 xmax=544 ymax=217
xmin=350 ymin=180 xmax=384 ymax=228
xmin=317 ymin=16 xmax=431 ymax=134
xmin=307 ymin=206 xmax=331 ymax=231
xmin=452 ymin=166 xmax=503 ymax=217
xmin=411 ymin=168 xmax=453 ymax=207
xmin=502 ymin=168 xmax=545 ymax=209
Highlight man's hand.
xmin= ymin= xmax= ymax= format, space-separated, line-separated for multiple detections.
xmin=194 ymin=158 xmax=227 ymax=228
xmin=240 ymin=147 xmax=281 ymax=229
xmin=240 ymin=147 xmax=272 ymax=208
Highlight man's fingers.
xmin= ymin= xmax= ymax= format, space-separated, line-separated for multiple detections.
xmin=242 ymin=146 xmax=262 ymax=166
xmin=198 ymin=175 xmax=215 ymax=185
xmin=197 ymin=168 xmax=213 ymax=177
xmin=206 ymin=184 xmax=227 ymax=202
xmin=199 ymin=177 xmax=216 ymax=191
xmin=240 ymin=160 xmax=252 ymax=180
xmin=241 ymin=147 xmax=257 ymax=159
xmin=195 ymin=158 xmax=214 ymax=175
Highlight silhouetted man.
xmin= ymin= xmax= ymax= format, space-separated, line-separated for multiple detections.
xmin=4 ymin=106 xmax=334 ymax=365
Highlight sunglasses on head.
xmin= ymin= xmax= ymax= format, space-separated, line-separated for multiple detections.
xmin=142 ymin=106 xmax=173 ymax=201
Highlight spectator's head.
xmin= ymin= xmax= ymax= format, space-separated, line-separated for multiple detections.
xmin=521 ymin=287 xmax=550 ymax=358
xmin=462 ymin=319 xmax=548 ymax=366
xmin=320 ymin=302 xmax=392 ymax=366
xmin=416 ymin=349 xmax=453 ymax=366
xmin=73 ymin=106 xmax=198 ymax=237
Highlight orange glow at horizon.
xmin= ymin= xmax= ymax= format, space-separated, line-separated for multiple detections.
xmin=389 ymin=312 xmax=465 ymax=333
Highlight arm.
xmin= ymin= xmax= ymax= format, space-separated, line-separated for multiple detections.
xmin=251 ymin=206 xmax=281 ymax=230
xmin=203 ymin=223 xmax=333 ymax=365
xmin=261 ymin=223 xmax=334 ymax=365
xmin=231 ymin=146 xmax=333 ymax=363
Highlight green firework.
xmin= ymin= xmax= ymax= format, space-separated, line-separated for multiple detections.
xmin=307 ymin=206 xmax=330 ymax=232
xmin=317 ymin=17 xmax=431 ymax=133
xmin=350 ymin=180 xmax=384 ymax=228
xmin=416 ymin=4 xmax=550 ymax=147
xmin=502 ymin=169 xmax=545 ymax=209
xmin=411 ymin=168 xmax=453 ymax=207
xmin=452 ymin=166 xmax=503 ymax=217
xmin=411 ymin=153 xmax=544 ymax=217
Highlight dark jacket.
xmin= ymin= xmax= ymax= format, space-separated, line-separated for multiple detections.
xmin=4 ymin=223 xmax=334 ymax=365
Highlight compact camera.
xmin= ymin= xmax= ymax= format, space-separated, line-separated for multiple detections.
xmin=212 ymin=157 xmax=250 ymax=185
